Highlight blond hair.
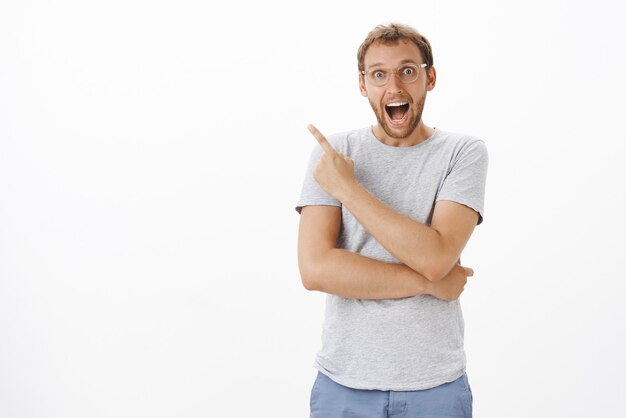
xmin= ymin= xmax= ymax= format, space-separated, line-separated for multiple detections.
xmin=357 ymin=23 xmax=434 ymax=72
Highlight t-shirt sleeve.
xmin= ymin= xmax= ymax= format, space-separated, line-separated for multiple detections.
xmin=295 ymin=144 xmax=341 ymax=214
xmin=436 ymin=138 xmax=489 ymax=225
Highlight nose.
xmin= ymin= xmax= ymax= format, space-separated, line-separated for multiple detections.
xmin=386 ymin=72 xmax=404 ymax=93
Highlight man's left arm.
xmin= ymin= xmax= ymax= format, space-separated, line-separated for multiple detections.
xmin=340 ymin=186 xmax=478 ymax=283
xmin=308 ymin=124 xmax=485 ymax=283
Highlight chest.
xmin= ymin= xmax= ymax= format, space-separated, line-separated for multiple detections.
xmin=352 ymin=152 xmax=450 ymax=222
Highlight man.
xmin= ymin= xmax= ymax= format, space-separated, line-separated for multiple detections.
xmin=296 ymin=23 xmax=488 ymax=418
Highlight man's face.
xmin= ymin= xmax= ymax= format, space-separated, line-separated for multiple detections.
xmin=359 ymin=40 xmax=436 ymax=141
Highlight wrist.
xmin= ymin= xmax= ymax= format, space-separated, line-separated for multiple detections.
xmin=403 ymin=265 xmax=433 ymax=296
xmin=337 ymin=180 xmax=362 ymax=205
xmin=420 ymin=275 xmax=434 ymax=296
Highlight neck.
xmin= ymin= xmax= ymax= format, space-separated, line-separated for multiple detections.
xmin=373 ymin=122 xmax=434 ymax=147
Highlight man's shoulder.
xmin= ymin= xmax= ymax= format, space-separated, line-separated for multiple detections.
xmin=324 ymin=126 xmax=372 ymax=152
xmin=434 ymin=129 xmax=487 ymax=159
xmin=436 ymin=128 xmax=485 ymax=146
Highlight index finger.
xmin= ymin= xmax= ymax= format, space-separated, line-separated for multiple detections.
xmin=307 ymin=124 xmax=336 ymax=155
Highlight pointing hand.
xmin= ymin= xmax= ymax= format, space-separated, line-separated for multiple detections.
xmin=307 ymin=124 xmax=356 ymax=201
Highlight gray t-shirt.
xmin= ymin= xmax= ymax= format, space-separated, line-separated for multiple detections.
xmin=296 ymin=126 xmax=488 ymax=391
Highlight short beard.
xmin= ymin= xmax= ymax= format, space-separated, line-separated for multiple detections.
xmin=371 ymin=94 xmax=426 ymax=139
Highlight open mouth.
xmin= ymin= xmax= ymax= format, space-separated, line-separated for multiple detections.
xmin=385 ymin=102 xmax=409 ymax=123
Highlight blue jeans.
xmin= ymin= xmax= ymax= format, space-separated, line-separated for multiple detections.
xmin=310 ymin=371 xmax=473 ymax=418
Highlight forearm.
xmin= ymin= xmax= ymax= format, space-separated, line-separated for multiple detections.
xmin=339 ymin=183 xmax=447 ymax=281
xmin=301 ymin=248 xmax=431 ymax=300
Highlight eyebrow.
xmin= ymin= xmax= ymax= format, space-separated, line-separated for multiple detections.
xmin=365 ymin=59 xmax=422 ymax=69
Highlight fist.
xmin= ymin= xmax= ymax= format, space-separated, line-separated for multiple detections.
xmin=426 ymin=264 xmax=474 ymax=301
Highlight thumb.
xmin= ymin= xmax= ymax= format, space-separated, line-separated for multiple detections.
xmin=464 ymin=267 xmax=474 ymax=277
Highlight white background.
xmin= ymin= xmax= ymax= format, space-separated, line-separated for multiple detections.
xmin=1 ymin=0 xmax=625 ymax=417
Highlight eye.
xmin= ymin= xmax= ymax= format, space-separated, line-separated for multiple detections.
xmin=373 ymin=70 xmax=385 ymax=79
xmin=401 ymin=66 xmax=415 ymax=76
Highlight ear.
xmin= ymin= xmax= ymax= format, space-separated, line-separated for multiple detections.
xmin=426 ymin=66 xmax=437 ymax=91
xmin=359 ymin=73 xmax=368 ymax=97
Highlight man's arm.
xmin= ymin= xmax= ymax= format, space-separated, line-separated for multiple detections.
xmin=307 ymin=124 xmax=479 ymax=282
xmin=298 ymin=205 xmax=472 ymax=301
xmin=341 ymin=189 xmax=478 ymax=283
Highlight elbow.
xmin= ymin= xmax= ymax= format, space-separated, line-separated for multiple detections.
xmin=300 ymin=272 xmax=320 ymax=291
xmin=299 ymin=259 xmax=323 ymax=291
xmin=421 ymin=260 xmax=453 ymax=283
xmin=414 ymin=243 xmax=459 ymax=282
xmin=299 ymin=247 xmax=335 ymax=291
xmin=423 ymin=269 xmax=446 ymax=283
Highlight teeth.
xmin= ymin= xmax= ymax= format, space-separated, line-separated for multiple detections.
xmin=386 ymin=102 xmax=408 ymax=107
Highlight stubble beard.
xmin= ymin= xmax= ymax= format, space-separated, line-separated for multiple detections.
xmin=371 ymin=94 xmax=426 ymax=139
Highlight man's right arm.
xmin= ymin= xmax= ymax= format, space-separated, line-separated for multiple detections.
xmin=298 ymin=205 xmax=472 ymax=301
